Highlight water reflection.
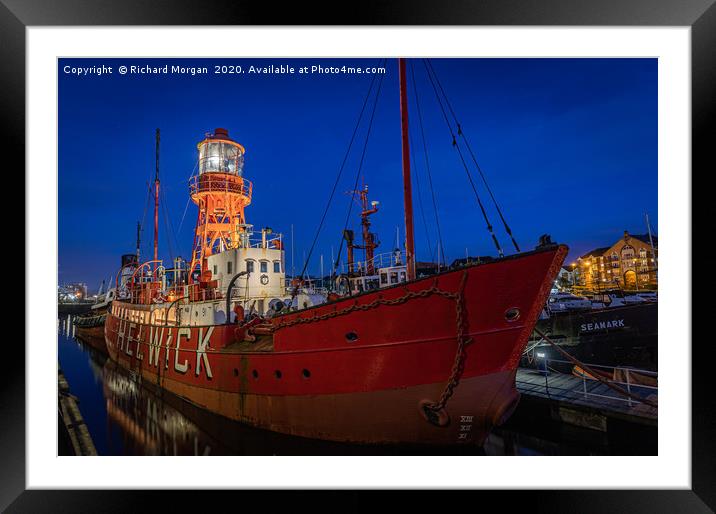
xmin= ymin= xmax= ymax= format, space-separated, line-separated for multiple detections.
xmin=59 ymin=319 xmax=651 ymax=456
xmin=103 ymin=359 xmax=215 ymax=456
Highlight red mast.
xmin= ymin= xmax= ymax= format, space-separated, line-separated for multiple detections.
xmin=154 ymin=128 xmax=160 ymax=263
xmin=399 ymin=58 xmax=416 ymax=280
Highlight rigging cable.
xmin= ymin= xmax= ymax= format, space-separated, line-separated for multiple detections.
xmin=176 ymin=159 xmax=199 ymax=248
xmin=294 ymin=59 xmax=385 ymax=287
xmin=408 ymin=130 xmax=436 ymax=264
xmin=425 ymin=59 xmax=520 ymax=253
xmin=422 ymin=59 xmax=504 ymax=257
xmin=410 ymin=60 xmax=447 ymax=268
xmin=136 ymin=180 xmax=153 ymax=258
xmin=160 ymin=184 xmax=179 ymax=264
xmin=332 ymin=67 xmax=386 ymax=277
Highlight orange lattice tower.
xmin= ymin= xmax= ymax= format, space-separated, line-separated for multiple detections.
xmin=189 ymin=128 xmax=252 ymax=280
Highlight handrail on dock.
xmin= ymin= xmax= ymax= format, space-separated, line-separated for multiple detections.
xmin=517 ymin=357 xmax=658 ymax=417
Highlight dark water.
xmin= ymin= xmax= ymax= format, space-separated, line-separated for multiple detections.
xmin=58 ymin=316 xmax=655 ymax=456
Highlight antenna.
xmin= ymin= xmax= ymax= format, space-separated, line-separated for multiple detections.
xmin=645 ymin=212 xmax=656 ymax=251
xmin=645 ymin=212 xmax=657 ymax=281
xmin=291 ymin=224 xmax=295 ymax=278
xmin=136 ymin=221 xmax=142 ymax=261
xmin=154 ymin=128 xmax=160 ymax=263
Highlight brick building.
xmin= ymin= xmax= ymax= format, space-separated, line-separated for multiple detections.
xmin=575 ymin=231 xmax=657 ymax=290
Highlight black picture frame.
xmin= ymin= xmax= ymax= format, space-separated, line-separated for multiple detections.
xmin=4 ymin=0 xmax=711 ymax=510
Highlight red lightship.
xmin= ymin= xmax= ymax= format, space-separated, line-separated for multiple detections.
xmin=104 ymin=59 xmax=566 ymax=445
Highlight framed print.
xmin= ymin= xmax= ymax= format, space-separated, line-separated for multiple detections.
xmin=3 ymin=0 xmax=713 ymax=509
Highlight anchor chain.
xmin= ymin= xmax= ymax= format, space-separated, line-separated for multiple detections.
xmin=273 ymin=271 xmax=471 ymax=422
xmin=425 ymin=274 xmax=471 ymax=416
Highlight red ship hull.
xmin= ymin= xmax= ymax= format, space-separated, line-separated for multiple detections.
xmin=105 ymin=245 xmax=566 ymax=445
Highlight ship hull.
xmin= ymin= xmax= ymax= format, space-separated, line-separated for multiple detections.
xmin=526 ymin=302 xmax=657 ymax=371
xmin=105 ymin=245 xmax=566 ymax=445
xmin=74 ymin=308 xmax=109 ymax=354
xmin=116 ymin=363 xmax=518 ymax=445
xmin=76 ymin=325 xmax=108 ymax=353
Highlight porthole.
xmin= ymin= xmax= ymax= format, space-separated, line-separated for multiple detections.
xmin=345 ymin=331 xmax=358 ymax=342
xmin=302 ymin=369 xmax=311 ymax=379
xmin=274 ymin=370 xmax=282 ymax=379
xmin=505 ymin=307 xmax=521 ymax=322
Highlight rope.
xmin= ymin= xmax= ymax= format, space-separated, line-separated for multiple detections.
xmin=331 ymin=67 xmax=386 ymax=278
xmin=137 ymin=180 xmax=152 ymax=257
xmin=295 ymin=58 xmax=385 ymax=289
xmin=408 ymin=130 xmax=436 ymax=264
xmin=160 ymin=185 xmax=178 ymax=263
xmin=425 ymin=59 xmax=520 ymax=253
xmin=534 ymin=328 xmax=658 ymax=409
xmin=410 ymin=61 xmax=446 ymax=268
xmin=177 ymin=160 xmax=199 ymax=239
xmin=422 ymin=60 xmax=504 ymax=257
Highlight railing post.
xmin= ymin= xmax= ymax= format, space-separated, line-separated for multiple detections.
xmin=582 ymin=372 xmax=588 ymax=400
xmin=626 ymin=369 xmax=633 ymax=407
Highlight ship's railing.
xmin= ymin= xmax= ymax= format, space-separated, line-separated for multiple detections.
xmin=518 ymin=356 xmax=658 ymax=415
xmin=242 ymin=233 xmax=283 ymax=250
xmin=335 ymin=251 xmax=404 ymax=276
xmin=189 ymin=174 xmax=253 ymax=198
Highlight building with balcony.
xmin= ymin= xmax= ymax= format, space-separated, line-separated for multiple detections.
xmin=575 ymin=231 xmax=657 ymax=291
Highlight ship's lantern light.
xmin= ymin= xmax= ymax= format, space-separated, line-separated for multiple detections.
xmin=198 ymin=128 xmax=245 ymax=176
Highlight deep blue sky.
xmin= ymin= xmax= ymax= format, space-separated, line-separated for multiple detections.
xmin=59 ymin=58 xmax=657 ymax=291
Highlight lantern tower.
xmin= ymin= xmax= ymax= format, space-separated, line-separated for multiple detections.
xmin=188 ymin=128 xmax=253 ymax=279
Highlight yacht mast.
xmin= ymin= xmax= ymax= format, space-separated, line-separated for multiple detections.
xmin=154 ymin=128 xmax=160 ymax=262
xmin=399 ymin=58 xmax=416 ymax=280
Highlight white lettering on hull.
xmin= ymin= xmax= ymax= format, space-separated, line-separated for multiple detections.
xmin=117 ymin=319 xmax=127 ymax=351
xmin=165 ymin=332 xmax=172 ymax=370
xmin=580 ymin=319 xmax=626 ymax=332
xmin=175 ymin=328 xmax=190 ymax=373
xmin=126 ymin=323 xmax=135 ymax=356
xmin=136 ymin=325 xmax=144 ymax=360
xmin=111 ymin=314 xmax=214 ymax=379
xmin=148 ymin=326 xmax=164 ymax=367
xmin=195 ymin=327 xmax=214 ymax=379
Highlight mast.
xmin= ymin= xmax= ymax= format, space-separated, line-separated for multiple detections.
xmin=645 ymin=212 xmax=657 ymax=280
xmin=154 ymin=128 xmax=160 ymax=263
xmin=399 ymin=58 xmax=416 ymax=280
xmin=135 ymin=221 xmax=141 ymax=261
xmin=645 ymin=212 xmax=656 ymax=252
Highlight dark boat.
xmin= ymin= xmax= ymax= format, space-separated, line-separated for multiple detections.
xmin=524 ymin=302 xmax=657 ymax=371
